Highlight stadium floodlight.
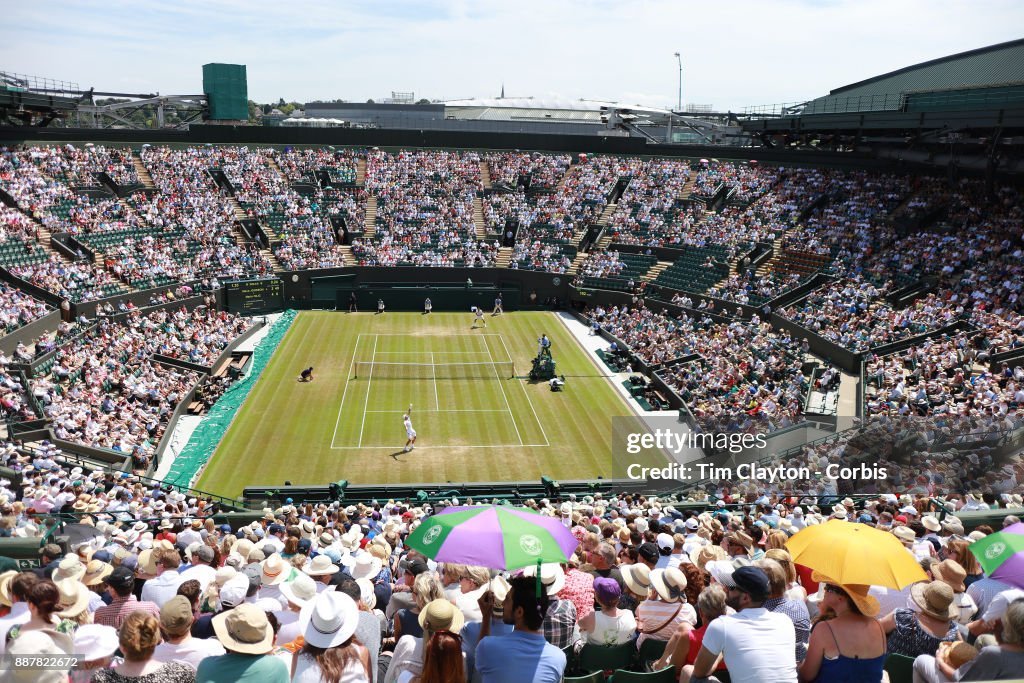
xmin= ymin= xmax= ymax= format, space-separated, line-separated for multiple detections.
xmin=674 ymin=52 xmax=683 ymax=112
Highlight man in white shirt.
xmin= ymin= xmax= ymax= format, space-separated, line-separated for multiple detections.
xmin=685 ymin=566 xmax=797 ymax=683
xmin=140 ymin=547 xmax=184 ymax=605
xmin=152 ymin=595 xmax=224 ymax=669
xmin=178 ymin=545 xmax=218 ymax=591
xmin=176 ymin=519 xmax=203 ymax=549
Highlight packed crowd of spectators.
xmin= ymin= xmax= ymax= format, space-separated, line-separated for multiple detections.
xmin=706 ymin=270 xmax=804 ymax=307
xmin=1 ymin=457 xmax=1021 ymax=683
xmin=354 ymin=149 xmax=496 ymax=268
xmin=0 ymin=282 xmax=52 ymax=333
xmin=27 ymin=307 xmax=249 ymax=465
xmin=484 ymin=151 xmax=571 ymax=191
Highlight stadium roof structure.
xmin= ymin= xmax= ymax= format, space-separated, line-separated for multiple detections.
xmin=441 ymin=96 xmax=676 ymax=123
xmin=741 ymin=39 xmax=1024 ymax=173
xmin=800 ymin=38 xmax=1024 ymax=116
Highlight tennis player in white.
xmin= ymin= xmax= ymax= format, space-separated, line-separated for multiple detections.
xmin=403 ymin=405 xmax=417 ymax=452
xmin=472 ymin=306 xmax=487 ymax=328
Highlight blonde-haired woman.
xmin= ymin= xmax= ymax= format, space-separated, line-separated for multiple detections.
xmin=765 ymin=548 xmax=807 ymax=603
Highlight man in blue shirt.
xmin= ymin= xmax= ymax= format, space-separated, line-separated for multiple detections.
xmin=475 ymin=575 xmax=566 ymax=683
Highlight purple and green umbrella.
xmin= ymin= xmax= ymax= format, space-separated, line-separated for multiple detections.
xmin=969 ymin=522 xmax=1024 ymax=589
xmin=405 ymin=505 xmax=579 ymax=571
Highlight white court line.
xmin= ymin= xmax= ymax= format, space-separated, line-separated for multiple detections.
xmin=357 ymin=335 xmax=378 ymax=447
xmin=365 ymin=409 xmax=509 ymax=413
xmin=329 ymin=334 xmax=361 ymax=448
xmin=498 ymin=333 xmax=550 ymax=446
xmin=330 ymin=443 xmax=550 ymax=450
xmin=374 ymin=351 xmax=491 ymax=355
xmin=430 ymin=352 xmax=439 ymax=410
xmin=481 ymin=335 xmax=523 ymax=446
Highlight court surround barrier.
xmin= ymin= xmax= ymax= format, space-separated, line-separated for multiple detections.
xmin=167 ymin=310 xmax=296 ymax=488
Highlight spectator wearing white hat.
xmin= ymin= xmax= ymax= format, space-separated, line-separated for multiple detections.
xmin=69 ymin=623 xmax=120 ymax=683
xmin=520 ymin=563 xmax=576 ymax=650
xmin=153 ymin=595 xmax=225 ymax=669
xmin=304 ymin=554 xmax=341 ymax=593
xmin=196 ymin=603 xmax=288 ymax=683
xmin=276 ymin=573 xmax=318 ymax=645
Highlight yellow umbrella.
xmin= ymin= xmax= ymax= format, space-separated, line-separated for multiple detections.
xmin=785 ymin=520 xmax=927 ymax=589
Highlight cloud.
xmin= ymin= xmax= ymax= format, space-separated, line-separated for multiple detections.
xmin=3 ymin=0 xmax=1021 ymax=110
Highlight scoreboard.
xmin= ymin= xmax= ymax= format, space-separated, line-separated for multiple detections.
xmin=224 ymin=278 xmax=283 ymax=313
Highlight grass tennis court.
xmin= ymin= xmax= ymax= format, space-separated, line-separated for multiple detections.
xmin=197 ymin=311 xmax=663 ymax=497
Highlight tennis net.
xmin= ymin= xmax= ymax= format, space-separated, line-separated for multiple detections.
xmin=352 ymin=361 xmax=515 ymax=380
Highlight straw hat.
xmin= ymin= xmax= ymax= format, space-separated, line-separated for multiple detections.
xmin=303 ymin=555 xmax=340 ymax=577
xmin=520 ymin=563 xmax=566 ymax=596
xmin=53 ymin=555 xmax=86 ymax=582
xmin=690 ymin=544 xmax=727 ymax=571
xmin=82 ymin=559 xmax=113 ymax=587
xmin=933 ymin=560 xmax=967 ymax=593
xmin=280 ymin=574 xmax=318 ymax=608
xmin=620 ymin=563 xmax=652 ymax=596
xmin=892 ymin=527 xmax=916 ymax=544
xmin=212 ymin=603 xmax=275 ymax=654
xmin=260 ymin=554 xmax=291 ymax=586
xmin=418 ymin=598 xmax=466 ymax=634
xmin=299 ymin=592 xmax=359 ymax=649
xmin=0 ymin=571 xmax=19 ymax=607
xmin=911 ymin=581 xmax=957 ymax=621
xmin=922 ymin=516 xmax=941 ymax=533
xmin=811 ymin=570 xmax=880 ymax=617
xmin=55 ymin=579 xmax=90 ymax=619
xmin=650 ymin=567 xmax=688 ymax=603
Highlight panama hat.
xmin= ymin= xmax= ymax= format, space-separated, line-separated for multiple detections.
xmin=55 ymin=579 xmax=91 ymax=619
xmin=911 ymin=581 xmax=957 ymax=621
xmin=418 ymin=597 xmax=465 ymax=634
xmin=303 ymin=555 xmax=340 ymax=577
xmin=53 ymin=555 xmax=86 ymax=582
xmin=650 ymin=567 xmax=688 ymax=603
xmin=299 ymin=591 xmax=359 ymax=649
xmin=82 ymin=559 xmax=113 ymax=587
xmin=355 ymin=577 xmax=377 ymax=609
xmin=212 ymin=603 xmax=275 ymax=654
xmin=0 ymin=571 xmax=18 ymax=606
xmin=933 ymin=559 xmax=967 ymax=593
xmin=921 ymin=515 xmax=941 ymax=533
xmin=520 ymin=563 xmax=565 ymax=596
xmin=620 ymin=563 xmax=652 ymax=596
xmin=349 ymin=554 xmax=383 ymax=581
xmin=892 ymin=526 xmax=916 ymax=544
xmin=280 ymin=574 xmax=318 ymax=608
xmin=260 ymin=554 xmax=291 ymax=586
xmin=811 ymin=570 xmax=880 ymax=617
xmin=706 ymin=560 xmax=738 ymax=588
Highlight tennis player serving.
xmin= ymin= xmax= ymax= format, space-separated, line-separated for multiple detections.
xmin=403 ymin=404 xmax=417 ymax=452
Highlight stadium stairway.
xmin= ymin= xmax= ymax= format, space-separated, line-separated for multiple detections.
xmin=680 ymin=174 xmax=696 ymax=200
xmin=473 ymin=197 xmax=487 ymax=240
xmin=363 ymin=197 xmax=377 ymax=237
xmin=7 ymin=205 xmax=61 ymax=261
xmin=641 ymin=260 xmax=672 ymax=282
xmin=556 ymin=163 xmax=577 ymax=191
xmin=480 ymin=161 xmax=492 ymax=190
xmin=596 ymin=202 xmax=617 ymax=228
xmin=131 ymin=153 xmax=157 ymax=190
xmin=265 ymin=154 xmax=286 ymax=180
xmin=495 ymin=246 xmax=513 ymax=268
xmin=355 ymin=158 xmax=367 ymax=186
xmin=337 ymin=244 xmax=355 ymax=266
xmin=566 ymin=250 xmax=589 ymax=277
xmin=755 ymin=226 xmax=801 ymax=276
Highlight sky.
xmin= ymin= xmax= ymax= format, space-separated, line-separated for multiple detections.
xmin=3 ymin=1 xmax=1022 ymax=112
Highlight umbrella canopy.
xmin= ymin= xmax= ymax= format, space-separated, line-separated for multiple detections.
xmin=785 ymin=520 xmax=927 ymax=589
xmin=61 ymin=523 xmax=105 ymax=547
xmin=969 ymin=522 xmax=1024 ymax=589
xmin=405 ymin=505 xmax=579 ymax=570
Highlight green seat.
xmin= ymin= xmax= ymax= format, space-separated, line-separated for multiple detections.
xmin=635 ymin=638 xmax=666 ymax=669
xmin=579 ymin=643 xmax=635 ymax=676
xmin=609 ymin=667 xmax=675 ymax=682
xmin=565 ymin=672 xmax=605 ymax=683
xmin=883 ymin=653 xmax=915 ymax=683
